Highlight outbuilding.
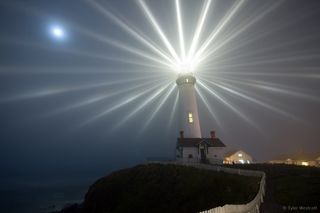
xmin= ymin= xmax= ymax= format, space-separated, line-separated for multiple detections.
xmin=224 ymin=150 xmax=253 ymax=164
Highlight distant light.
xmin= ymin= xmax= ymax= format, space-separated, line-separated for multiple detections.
xmin=49 ymin=25 xmax=66 ymax=40
xmin=239 ymin=159 xmax=245 ymax=164
xmin=301 ymin=161 xmax=309 ymax=166
xmin=238 ymin=153 xmax=243 ymax=157
xmin=247 ymin=160 xmax=250 ymax=164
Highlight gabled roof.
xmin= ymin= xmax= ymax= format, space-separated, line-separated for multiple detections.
xmin=224 ymin=150 xmax=251 ymax=158
xmin=224 ymin=150 xmax=238 ymax=157
xmin=177 ymin=138 xmax=226 ymax=147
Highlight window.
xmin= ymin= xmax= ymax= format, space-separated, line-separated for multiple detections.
xmin=188 ymin=112 xmax=193 ymax=123
xmin=239 ymin=159 xmax=245 ymax=164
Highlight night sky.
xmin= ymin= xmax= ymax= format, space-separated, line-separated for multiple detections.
xmin=1 ymin=0 xmax=320 ymax=181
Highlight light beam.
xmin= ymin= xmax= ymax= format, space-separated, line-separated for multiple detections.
xmin=110 ymin=82 xmax=172 ymax=131
xmin=195 ymin=85 xmax=223 ymax=129
xmin=201 ymin=78 xmax=302 ymax=122
xmin=167 ymin=89 xmax=179 ymax=132
xmin=79 ymin=80 xmax=171 ymax=127
xmin=138 ymin=0 xmax=180 ymax=63
xmin=193 ymin=0 xmax=245 ymax=62
xmin=187 ymin=0 xmax=212 ymax=61
xmin=175 ymin=0 xmax=186 ymax=61
xmin=197 ymin=80 xmax=261 ymax=131
xmin=85 ymin=0 xmax=175 ymax=65
xmin=198 ymin=0 xmax=285 ymax=64
xmin=140 ymin=83 xmax=176 ymax=132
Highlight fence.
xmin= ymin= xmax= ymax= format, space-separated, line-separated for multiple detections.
xmin=147 ymin=161 xmax=266 ymax=213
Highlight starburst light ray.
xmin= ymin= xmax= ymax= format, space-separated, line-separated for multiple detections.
xmin=2 ymin=0 xmax=319 ymax=141
xmin=140 ymin=84 xmax=177 ymax=132
xmin=193 ymin=0 xmax=246 ymax=62
xmin=167 ymin=89 xmax=179 ymax=132
xmin=84 ymin=0 xmax=175 ymax=65
xmin=201 ymin=69 xmax=320 ymax=81
xmin=187 ymin=0 xmax=212 ymax=61
xmin=41 ymin=77 xmax=169 ymax=118
xmin=72 ymin=25 xmax=174 ymax=68
xmin=197 ymin=80 xmax=261 ymax=131
xmin=175 ymin=0 xmax=186 ymax=61
xmin=79 ymin=79 xmax=172 ymax=127
xmin=195 ymin=86 xmax=223 ymax=130
xmin=1 ymin=1 xmax=175 ymax=69
xmin=0 ymin=35 xmax=171 ymax=72
xmin=202 ymin=33 xmax=320 ymax=66
xmin=201 ymin=53 xmax=320 ymax=71
xmin=110 ymin=82 xmax=173 ymax=131
xmin=198 ymin=0 xmax=285 ymax=64
xmin=200 ymin=78 xmax=302 ymax=122
xmin=138 ymin=0 xmax=180 ymax=63
xmin=200 ymin=74 xmax=320 ymax=103
xmin=0 ymin=74 xmax=166 ymax=103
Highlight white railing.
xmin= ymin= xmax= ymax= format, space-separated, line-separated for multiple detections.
xmin=147 ymin=161 xmax=266 ymax=213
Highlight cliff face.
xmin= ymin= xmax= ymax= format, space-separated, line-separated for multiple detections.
xmin=81 ymin=164 xmax=259 ymax=213
xmin=50 ymin=203 xmax=82 ymax=213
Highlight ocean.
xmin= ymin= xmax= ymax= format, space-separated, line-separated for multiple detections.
xmin=0 ymin=175 xmax=98 ymax=213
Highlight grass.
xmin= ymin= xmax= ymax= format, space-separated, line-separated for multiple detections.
xmin=82 ymin=164 xmax=260 ymax=213
xmin=223 ymin=164 xmax=320 ymax=206
xmin=273 ymin=175 xmax=320 ymax=205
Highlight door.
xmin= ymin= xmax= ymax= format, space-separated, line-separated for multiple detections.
xmin=200 ymin=145 xmax=206 ymax=163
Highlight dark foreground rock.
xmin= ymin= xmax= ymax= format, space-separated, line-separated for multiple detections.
xmin=54 ymin=163 xmax=260 ymax=213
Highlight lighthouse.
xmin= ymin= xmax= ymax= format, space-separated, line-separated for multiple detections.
xmin=175 ymin=72 xmax=226 ymax=164
xmin=176 ymin=72 xmax=201 ymax=138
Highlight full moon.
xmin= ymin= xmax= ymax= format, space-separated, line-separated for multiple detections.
xmin=50 ymin=25 xmax=65 ymax=39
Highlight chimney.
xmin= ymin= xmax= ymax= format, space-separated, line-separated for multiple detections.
xmin=180 ymin=130 xmax=184 ymax=139
xmin=210 ymin=130 xmax=216 ymax=139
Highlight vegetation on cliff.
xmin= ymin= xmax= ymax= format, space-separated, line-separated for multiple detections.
xmin=224 ymin=164 xmax=320 ymax=206
xmin=81 ymin=163 xmax=260 ymax=213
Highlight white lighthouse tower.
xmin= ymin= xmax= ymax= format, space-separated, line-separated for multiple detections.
xmin=176 ymin=72 xmax=201 ymax=138
xmin=176 ymin=72 xmax=226 ymax=164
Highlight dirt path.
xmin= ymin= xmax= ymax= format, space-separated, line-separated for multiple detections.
xmin=260 ymin=176 xmax=284 ymax=213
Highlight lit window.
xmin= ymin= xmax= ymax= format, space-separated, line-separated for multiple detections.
xmin=238 ymin=153 xmax=243 ymax=157
xmin=188 ymin=112 xmax=193 ymax=123
xmin=301 ymin=161 xmax=309 ymax=166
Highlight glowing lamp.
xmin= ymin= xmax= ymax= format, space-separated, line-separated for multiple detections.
xmin=173 ymin=60 xmax=197 ymax=74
